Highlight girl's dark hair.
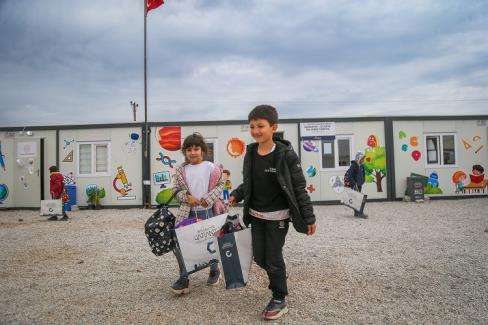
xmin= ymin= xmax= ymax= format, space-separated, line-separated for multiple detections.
xmin=248 ymin=104 xmax=278 ymax=125
xmin=49 ymin=165 xmax=59 ymax=173
xmin=182 ymin=133 xmax=207 ymax=155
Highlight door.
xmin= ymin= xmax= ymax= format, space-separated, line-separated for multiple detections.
xmin=13 ymin=138 xmax=42 ymax=207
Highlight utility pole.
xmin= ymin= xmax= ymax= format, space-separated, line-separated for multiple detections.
xmin=130 ymin=101 xmax=139 ymax=122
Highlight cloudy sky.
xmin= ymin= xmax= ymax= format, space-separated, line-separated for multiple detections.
xmin=1 ymin=0 xmax=487 ymax=127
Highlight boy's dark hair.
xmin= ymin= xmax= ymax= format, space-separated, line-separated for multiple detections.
xmin=182 ymin=133 xmax=207 ymax=155
xmin=223 ymin=169 xmax=230 ymax=175
xmin=472 ymin=164 xmax=484 ymax=174
xmin=248 ymin=105 xmax=278 ymax=125
xmin=49 ymin=165 xmax=59 ymax=173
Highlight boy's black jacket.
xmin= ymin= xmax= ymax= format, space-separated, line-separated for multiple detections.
xmin=231 ymin=138 xmax=316 ymax=234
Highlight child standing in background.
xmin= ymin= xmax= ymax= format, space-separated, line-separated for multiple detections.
xmin=49 ymin=166 xmax=68 ymax=221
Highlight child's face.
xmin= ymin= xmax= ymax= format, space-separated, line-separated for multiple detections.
xmin=185 ymin=145 xmax=204 ymax=165
xmin=473 ymin=169 xmax=481 ymax=175
xmin=249 ymin=118 xmax=277 ymax=144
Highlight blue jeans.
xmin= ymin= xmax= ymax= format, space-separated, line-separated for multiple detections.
xmin=174 ymin=208 xmax=219 ymax=279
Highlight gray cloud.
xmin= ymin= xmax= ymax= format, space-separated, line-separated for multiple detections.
xmin=1 ymin=0 xmax=487 ymax=127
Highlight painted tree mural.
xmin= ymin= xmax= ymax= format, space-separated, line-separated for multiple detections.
xmin=363 ymin=138 xmax=386 ymax=192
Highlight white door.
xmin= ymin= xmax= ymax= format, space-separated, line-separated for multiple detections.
xmin=13 ymin=139 xmax=42 ymax=207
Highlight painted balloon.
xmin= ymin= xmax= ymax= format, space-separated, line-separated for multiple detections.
xmin=302 ymin=140 xmax=318 ymax=152
xmin=401 ymin=144 xmax=408 ymax=152
xmin=227 ymin=138 xmax=246 ymax=158
xmin=158 ymin=127 xmax=181 ymax=151
xmin=411 ymin=150 xmax=421 ymax=161
xmin=410 ymin=136 xmax=418 ymax=146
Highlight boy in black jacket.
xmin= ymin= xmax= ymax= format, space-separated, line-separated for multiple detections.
xmin=229 ymin=105 xmax=316 ymax=320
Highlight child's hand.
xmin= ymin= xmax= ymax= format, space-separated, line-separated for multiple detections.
xmin=200 ymin=198 xmax=209 ymax=207
xmin=307 ymin=224 xmax=316 ymax=235
xmin=186 ymin=195 xmax=200 ymax=207
xmin=228 ymin=196 xmax=236 ymax=206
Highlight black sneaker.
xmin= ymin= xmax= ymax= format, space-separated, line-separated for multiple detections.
xmin=207 ymin=269 xmax=220 ymax=286
xmin=171 ymin=277 xmax=189 ymax=295
xmin=48 ymin=216 xmax=57 ymax=221
xmin=263 ymin=298 xmax=288 ymax=320
xmin=61 ymin=215 xmax=69 ymax=221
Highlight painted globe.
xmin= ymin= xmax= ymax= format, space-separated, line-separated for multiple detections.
xmin=0 ymin=184 xmax=8 ymax=202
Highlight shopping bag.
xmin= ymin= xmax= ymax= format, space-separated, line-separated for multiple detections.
xmin=174 ymin=213 xmax=228 ymax=274
xmin=40 ymin=199 xmax=63 ymax=216
xmin=214 ymin=228 xmax=253 ymax=289
xmin=341 ymin=187 xmax=367 ymax=214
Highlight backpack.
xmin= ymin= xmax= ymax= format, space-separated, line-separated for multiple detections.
xmin=144 ymin=190 xmax=179 ymax=256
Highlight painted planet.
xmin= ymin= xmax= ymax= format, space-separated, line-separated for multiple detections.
xmin=306 ymin=166 xmax=317 ymax=177
xmin=0 ymin=183 xmax=9 ymax=202
xmin=302 ymin=141 xmax=318 ymax=152
xmin=227 ymin=138 xmax=246 ymax=158
xmin=412 ymin=150 xmax=421 ymax=161
xmin=130 ymin=132 xmax=140 ymax=141
xmin=399 ymin=131 xmax=407 ymax=139
xmin=158 ymin=127 xmax=181 ymax=151
xmin=401 ymin=144 xmax=408 ymax=152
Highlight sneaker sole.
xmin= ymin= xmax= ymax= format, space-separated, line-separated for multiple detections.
xmin=170 ymin=287 xmax=189 ymax=295
xmin=263 ymin=306 xmax=288 ymax=320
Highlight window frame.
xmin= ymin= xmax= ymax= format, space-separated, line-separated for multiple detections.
xmin=319 ymin=135 xmax=353 ymax=171
xmin=423 ymin=133 xmax=457 ymax=168
xmin=77 ymin=141 xmax=111 ymax=177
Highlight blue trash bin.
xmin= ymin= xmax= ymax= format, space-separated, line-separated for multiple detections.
xmin=64 ymin=184 xmax=77 ymax=211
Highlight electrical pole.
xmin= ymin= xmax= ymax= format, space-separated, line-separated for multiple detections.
xmin=130 ymin=101 xmax=139 ymax=122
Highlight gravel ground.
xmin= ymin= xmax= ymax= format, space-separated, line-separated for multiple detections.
xmin=1 ymin=198 xmax=487 ymax=324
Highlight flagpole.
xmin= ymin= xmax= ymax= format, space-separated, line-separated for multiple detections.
xmin=143 ymin=0 xmax=150 ymax=208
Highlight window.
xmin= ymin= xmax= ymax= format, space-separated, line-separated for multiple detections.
xmin=321 ymin=136 xmax=352 ymax=169
xmin=204 ymin=139 xmax=218 ymax=163
xmin=77 ymin=142 xmax=111 ymax=176
xmin=425 ymin=134 xmax=456 ymax=166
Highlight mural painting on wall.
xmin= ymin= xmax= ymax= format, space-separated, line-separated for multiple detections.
xmin=222 ymin=169 xmax=232 ymax=202
xmin=124 ymin=132 xmax=141 ymax=154
xmin=156 ymin=152 xmax=177 ymax=168
xmin=306 ymin=184 xmax=316 ymax=193
xmin=302 ymin=140 xmax=319 ymax=153
xmin=363 ymin=135 xmax=386 ymax=192
xmin=63 ymin=172 xmax=76 ymax=185
xmin=63 ymin=150 xmax=73 ymax=162
xmin=452 ymin=164 xmax=487 ymax=194
xmin=158 ymin=126 xmax=181 ymax=151
xmin=63 ymin=139 xmax=75 ymax=150
xmin=399 ymin=131 xmax=421 ymax=161
xmin=0 ymin=141 xmax=6 ymax=171
xmin=306 ymin=166 xmax=317 ymax=177
xmin=462 ymin=136 xmax=484 ymax=154
xmin=153 ymin=171 xmax=171 ymax=188
xmin=113 ymin=166 xmax=135 ymax=200
xmin=226 ymin=137 xmax=246 ymax=158
xmin=329 ymin=176 xmax=345 ymax=194
xmin=0 ymin=183 xmax=9 ymax=204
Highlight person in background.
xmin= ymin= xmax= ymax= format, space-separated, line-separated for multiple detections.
xmin=344 ymin=151 xmax=367 ymax=218
xmin=49 ymin=166 xmax=68 ymax=221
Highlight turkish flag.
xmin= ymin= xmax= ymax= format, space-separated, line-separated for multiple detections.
xmin=147 ymin=0 xmax=164 ymax=14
